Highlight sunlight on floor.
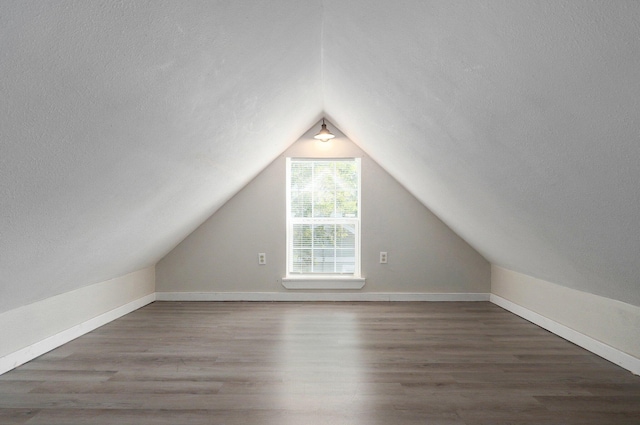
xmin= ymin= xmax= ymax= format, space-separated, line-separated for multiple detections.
xmin=276 ymin=307 xmax=367 ymax=422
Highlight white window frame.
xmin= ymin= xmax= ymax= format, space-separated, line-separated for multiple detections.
xmin=285 ymin=158 xmax=363 ymax=285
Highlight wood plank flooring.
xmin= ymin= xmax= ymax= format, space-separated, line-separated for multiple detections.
xmin=1 ymin=301 xmax=639 ymax=424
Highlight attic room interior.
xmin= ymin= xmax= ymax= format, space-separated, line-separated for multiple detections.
xmin=1 ymin=1 xmax=639 ymax=423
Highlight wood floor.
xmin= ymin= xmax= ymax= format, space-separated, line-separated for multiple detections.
xmin=1 ymin=302 xmax=639 ymax=424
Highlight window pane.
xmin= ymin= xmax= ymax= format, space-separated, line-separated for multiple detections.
xmin=312 ymin=190 xmax=335 ymax=217
xmin=313 ymin=224 xmax=334 ymax=248
xmin=336 ymin=249 xmax=355 ymax=273
xmin=336 ymin=161 xmax=358 ymax=190
xmin=314 ymin=162 xmax=334 ymax=185
xmin=292 ymin=249 xmax=311 ymax=273
xmin=293 ymin=224 xmax=312 ymax=248
xmin=335 ymin=224 xmax=356 ymax=248
xmin=311 ymin=249 xmax=334 ymax=273
xmin=291 ymin=191 xmax=311 ymax=218
xmin=291 ymin=162 xmax=312 ymax=190
xmin=336 ymin=190 xmax=358 ymax=217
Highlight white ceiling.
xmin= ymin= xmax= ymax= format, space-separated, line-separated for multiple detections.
xmin=1 ymin=1 xmax=639 ymax=312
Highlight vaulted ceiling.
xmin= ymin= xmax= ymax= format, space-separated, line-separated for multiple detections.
xmin=1 ymin=1 xmax=639 ymax=312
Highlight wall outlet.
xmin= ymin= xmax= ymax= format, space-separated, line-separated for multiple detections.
xmin=258 ymin=253 xmax=266 ymax=265
xmin=380 ymin=251 xmax=388 ymax=264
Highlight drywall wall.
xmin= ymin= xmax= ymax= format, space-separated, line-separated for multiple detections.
xmin=156 ymin=124 xmax=489 ymax=295
xmin=491 ymin=265 xmax=640 ymax=370
xmin=0 ymin=267 xmax=155 ymax=374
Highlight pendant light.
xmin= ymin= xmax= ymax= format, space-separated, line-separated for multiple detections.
xmin=314 ymin=118 xmax=335 ymax=142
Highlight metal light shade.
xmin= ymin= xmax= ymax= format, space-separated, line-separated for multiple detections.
xmin=314 ymin=119 xmax=335 ymax=142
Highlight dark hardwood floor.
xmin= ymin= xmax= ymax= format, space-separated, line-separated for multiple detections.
xmin=1 ymin=301 xmax=639 ymax=424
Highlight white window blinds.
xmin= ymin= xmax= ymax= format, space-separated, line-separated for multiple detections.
xmin=286 ymin=158 xmax=361 ymax=276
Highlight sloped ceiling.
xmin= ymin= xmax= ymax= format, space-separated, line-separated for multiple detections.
xmin=0 ymin=0 xmax=323 ymax=312
xmin=1 ymin=1 xmax=639 ymax=312
xmin=322 ymin=0 xmax=640 ymax=306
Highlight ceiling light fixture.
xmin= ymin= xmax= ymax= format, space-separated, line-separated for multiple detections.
xmin=314 ymin=118 xmax=335 ymax=142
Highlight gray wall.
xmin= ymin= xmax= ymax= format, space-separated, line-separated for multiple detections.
xmin=156 ymin=128 xmax=489 ymax=294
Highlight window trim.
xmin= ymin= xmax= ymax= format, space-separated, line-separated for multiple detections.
xmin=281 ymin=276 xmax=366 ymax=290
xmin=285 ymin=157 xmax=362 ymax=280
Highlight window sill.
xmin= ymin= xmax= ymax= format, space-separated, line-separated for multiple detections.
xmin=282 ymin=276 xmax=366 ymax=290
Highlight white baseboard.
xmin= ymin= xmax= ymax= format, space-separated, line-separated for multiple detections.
xmin=156 ymin=291 xmax=490 ymax=302
xmin=490 ymin=294 xmax=640 ymax=376
xmin=0 ymin=293 xmax=155 ymax=376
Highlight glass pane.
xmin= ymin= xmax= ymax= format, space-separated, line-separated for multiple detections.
xmin=312 ymin=249 xmax=335 ymax=273
xmin=336 ymin=249 xmax=355 ymax=273
xmin=335 ymin=224 xmax=356 ymax=248
xmin=292 ymin=249 xmax=311 ymax=273
xmin=291 ymin=191 xmax=311 ymax=218
xmin=312 ymin=224 xmax=334 ymax=248
xmin=293 ymin=224 xmax=312 ymax=248
xmin=336 ymin=249 xmax=355 ymax=258
xmin=291 ymin=162 xmax=312 ymax=190
xmin=335 ymin=190 xmax=358 ymax=217
xmin=336 ymin=161 xmax=358 ymax=191
xmin=312 ymin=190 xmax=334 ymax=217
xmin=314 ymin=162 xmax=334 ymax=184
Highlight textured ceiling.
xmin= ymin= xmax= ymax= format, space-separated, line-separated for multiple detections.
xmin=0 ymin=0 xmax=323 ymax=312
xmin=323 ymin=0 xmax=640 ymax=306
xmin=1 ymin=1 xmax=639 ymax=312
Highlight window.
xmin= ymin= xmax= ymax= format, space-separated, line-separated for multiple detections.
xmin=286 ymin=158 xmax=361 ymax=277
